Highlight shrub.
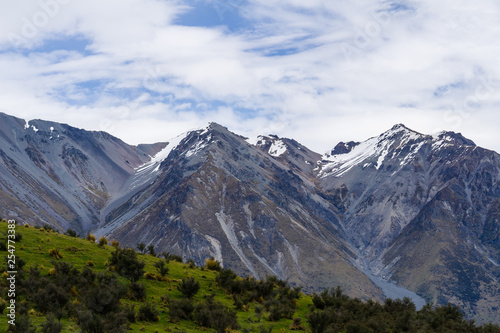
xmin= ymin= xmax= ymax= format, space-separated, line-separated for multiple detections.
xmin=187 ymin=258 xmax=196 ymax=269
xmin=129 ymin=281 xmax=147 ymax=301
xmin=81 ymin=266 xmax=96 ymax=286
xmin=290 ymin=317 xmax=306 ymax=331
xmin=168 ymin=298 xmax=194 ymax=322
xmin=144 ymin=271 xmax=161 ymax=281
xmin=86 ymin=233 xmax=96 ymax=242
xmin=147 ymin=244 xmax=156 ymax=256
xmin=32 ymin=282 xmax=69 ymax=314
xmin=76 ymin=310 xmax=103 ymax=333
xmin=111 ymin=240 xmax=120 ymax=248
xmin=137 ymin=242 xmax=146 ymax=253
xmin=154 ymin=259 xmax=169 ymax=277
xmin=98 ymin=236 xmax=108 ymax=247
xmin=14 ymin=232 xmax=22 ymax=242
xmin=65 ymin=229 xmax=77 ymax=237
xmin=137 ymin=302 xmax=159 ymax=322
xmin=194 ymin=299 xmax=239 ymax=333
xmin=82 ymin=272 xmax=125 ymax=315
xmin=205 ymin=257 xmax=221 ymax=271
xmin=109 ymin=248 xmax=145 ymax=282
xmin=216 ymin=268 xmax=237 ymax=287
xmin=177 ymin=277 xmax=200 ymax=299
xmin=40 ymin=314 xmax=63 ymax=333
xmin=48 ymin=248 xmax=63 ymax=259
xmin=11 ymin=314 xmax=37 ymax=333
xmin=123 ymin=304 xmax=136 ymax=323
xmin=13 ymin=255 xmax=26 ymax=271
xmin=86 ymin=260 xmax=94 ymax=267
xmin=162 ymin=251 xmax=183 ymax=263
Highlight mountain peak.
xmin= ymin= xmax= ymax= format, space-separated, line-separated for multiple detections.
xmin=382 ymin=123 xmax=423 ymax=139
xmin=432 ymin=130 xmax=476 ymax=146
xmin=206 ymin=122 xmax=229 ymax=132
xmin=390 ymin=123 xmax=411 ymax=131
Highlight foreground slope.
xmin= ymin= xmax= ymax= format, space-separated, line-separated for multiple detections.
xmin=1 ymin=221 xmax=499 ymax=332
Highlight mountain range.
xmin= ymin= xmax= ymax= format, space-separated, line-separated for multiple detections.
xmin=0 ymin=112 xmax=498 ymax=323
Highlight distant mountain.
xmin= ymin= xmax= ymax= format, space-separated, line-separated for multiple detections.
xmin=0 ymin=113 xmax=498 ymax=323
xmin=0 ymin=112 xmax=166 ymax=232
xmin=318 ymin=124 xmax=499 ymax=323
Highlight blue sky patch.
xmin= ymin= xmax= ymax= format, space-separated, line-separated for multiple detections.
xmin=175 ymin=1 xmax=250 ymax=32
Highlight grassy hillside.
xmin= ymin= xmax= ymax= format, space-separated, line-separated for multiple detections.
xmin=1 ymin=220 xmax=499 ymax=333
xmin=0 ymin=220 xmax=311 ymax=332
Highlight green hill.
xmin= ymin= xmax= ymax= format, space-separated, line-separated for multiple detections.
xmin=1 ymin=220 xmax=499 ymax=333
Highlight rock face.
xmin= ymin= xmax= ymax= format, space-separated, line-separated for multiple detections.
xmin=0 ymin=113 xmax=498 ymax=323
xmin=0 ymin=112 xmax=166 ymax=232
xmin=317 ymin=124 xmax=499 ymax=323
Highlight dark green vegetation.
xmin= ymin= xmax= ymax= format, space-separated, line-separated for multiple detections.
xmin=1 ymin=220 xmax=499 ymax=332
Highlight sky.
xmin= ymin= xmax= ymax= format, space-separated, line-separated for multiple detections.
xmin=0 ymin=0 xmax=499 ymax=154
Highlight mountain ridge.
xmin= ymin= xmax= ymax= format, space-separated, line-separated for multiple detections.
xmin=0 ymin=112 xmax=498 ymax=323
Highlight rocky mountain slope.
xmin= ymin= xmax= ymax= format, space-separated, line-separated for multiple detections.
xmin=318 ymin=124 xmax=499 ymax=322
xmin=0 ymin=112 xmax=166 ymax=232
xmin=0 ymin=112 xmax=498 ymax=323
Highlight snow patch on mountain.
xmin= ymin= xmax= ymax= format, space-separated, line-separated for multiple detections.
xmin=320 ymin=137 xmax=381 ymax=177
xmin=186 ymin=135 xmax=211 ymax=158
xmin=132 ymin=131 xmax=189 ymax=187
xmin=268 ymin=139 xmax=287 ymax=157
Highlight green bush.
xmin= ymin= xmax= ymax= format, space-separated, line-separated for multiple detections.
xmin=177 ymin=277 xmax=200 ymax=299
xmin=154 ymin=259 xmax=169 ymax=277
xmin=98 ymin=236 xmax=108 ymax=247
xmin=32 ymin=282 xmax=69 ymax=314
xmin=136 ymin=242 xmax=146 ymax=253
xmin=194 ymin=299 xmax=239 ymax=333
xmin=123 ymin=304 xmax=136 ymax=323
xmin=187 ymin=258 xmax=196 ymax=268
xmin=216 ymin=268 xmax=237 ymax=287
xmin=65 ymin=229 xmax=77 ymax=237
xmin=109 ymin=248 xmax=145 ymax=282
xmin=40 ymin=314 xmax=63 ymax=333
xmin=205 ymin=257 xmax=221 ymax=271
xmin=48 ymin=248 xmax=63 ymax=259
xmin=137 ymin=302 xmax=159 ymax=322
xmin=147 ymin=244 xmax=155 ymax=256
xmin=162 ymin=251 xmax=183 ymax=263
xmin=82 ymin=272 xmax=125 ymax=315
xmin=10 ymin=314 xmax=37 ymax=333
xmin=168 ymin=298 xmax=194 ymax=322
xmin=129 ymin=281 xmax=147 ymax=301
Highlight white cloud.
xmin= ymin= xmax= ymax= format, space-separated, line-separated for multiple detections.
xmin=0 ymin=0 xmax=499 ymax=153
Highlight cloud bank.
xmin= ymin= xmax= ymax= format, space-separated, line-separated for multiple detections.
xmin=0 ymin=0 xmax=499 ymax=153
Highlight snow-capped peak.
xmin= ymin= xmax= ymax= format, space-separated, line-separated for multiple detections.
xmin=319 ymin=124 xmax=426 ymax=178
